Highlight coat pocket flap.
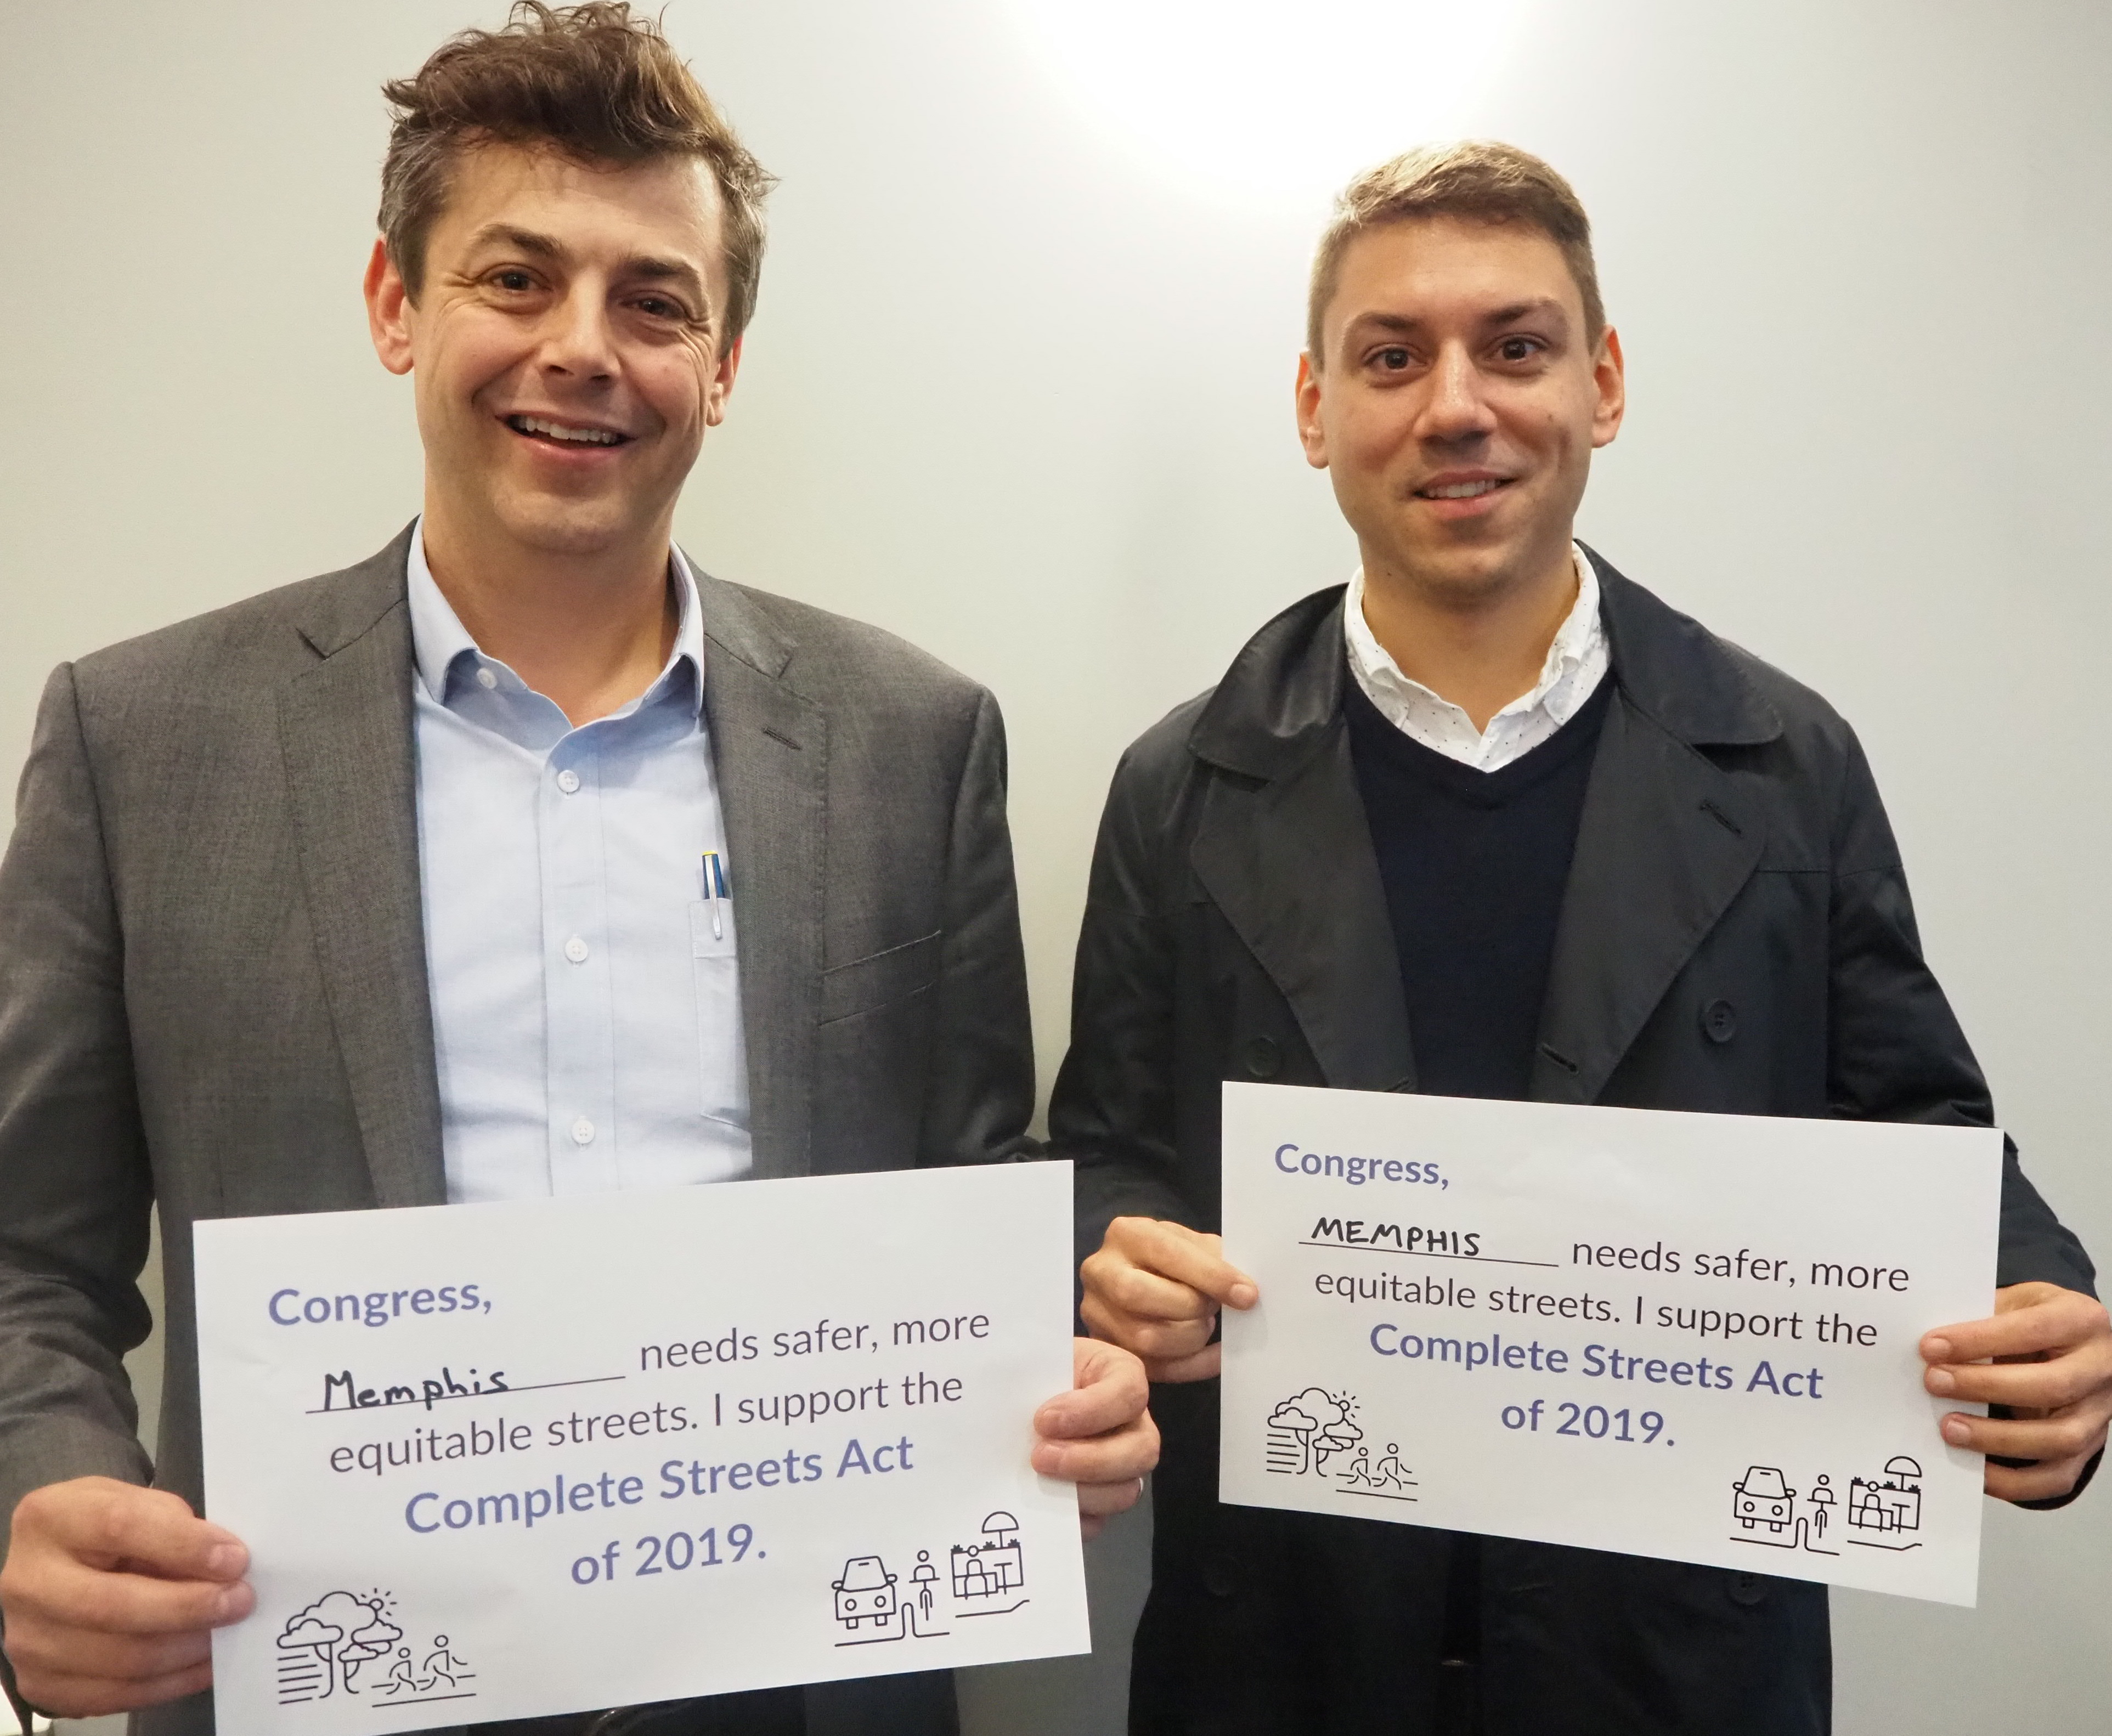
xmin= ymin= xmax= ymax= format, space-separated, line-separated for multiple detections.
xmin=818 ymin=930 xmax=942 ymax=1025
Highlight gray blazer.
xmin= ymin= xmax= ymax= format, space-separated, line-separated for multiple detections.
xmin=0 ymin=525 xmax=1034 ymax=1735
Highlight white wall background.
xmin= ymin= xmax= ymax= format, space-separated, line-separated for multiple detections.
xmin=4 ymin=1 xmax=2109 ymax=1731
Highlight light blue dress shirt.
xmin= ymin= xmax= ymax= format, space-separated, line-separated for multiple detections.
xmin=406 ymin=521 xmax=752 ymax=1203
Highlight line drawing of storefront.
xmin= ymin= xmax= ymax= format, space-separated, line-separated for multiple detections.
xmin=1846 ymin=1456 xmax=1924 ymax=1552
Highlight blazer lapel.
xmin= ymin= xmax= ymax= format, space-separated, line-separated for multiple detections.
xmin=1191 ymin=722 xmax=1415 ymax=1094
xmin=694 ymin=569 xmax=826 ymax=1181
xmin=278 ymin=534 xmax=446 ymax=1208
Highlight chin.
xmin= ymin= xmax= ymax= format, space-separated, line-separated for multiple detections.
xmin=494 ymin=495 xmax=646 ymax=559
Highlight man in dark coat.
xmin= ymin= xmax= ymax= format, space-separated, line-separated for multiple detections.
xmin=1052 ymin=142 xmax=2112 ymax=1735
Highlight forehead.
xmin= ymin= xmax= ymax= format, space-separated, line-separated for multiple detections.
xmin=1327 ymin=216 xmax=1584 ymax=336
xmin=432 ymin=143 xmax=725 ymax=274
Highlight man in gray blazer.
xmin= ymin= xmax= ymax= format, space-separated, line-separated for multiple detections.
xmin=0 ymin=8 xmax=1154 ymax=1734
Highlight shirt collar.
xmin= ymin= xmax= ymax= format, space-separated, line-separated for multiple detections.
xmin=405 ymin=517 xmax=705 ymax=720
xmin=1343 ymin=541 xmax=1602 ymax=726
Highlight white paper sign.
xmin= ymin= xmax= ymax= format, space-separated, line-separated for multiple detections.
xmin=1218 ymin=1084 xmax=2002 ymax=1606
xmin=196 ymin=1163 xmax=1088 ymax=1734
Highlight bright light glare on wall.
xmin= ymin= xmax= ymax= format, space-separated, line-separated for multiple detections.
xmin=1005 ymin=0 xmax=1529 ymax=211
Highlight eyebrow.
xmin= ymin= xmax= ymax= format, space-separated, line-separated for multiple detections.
xmin=466 ymin=224 xmax=715 ymax=318
xmin=1345 ymin=297 xmax=1571 ymax=337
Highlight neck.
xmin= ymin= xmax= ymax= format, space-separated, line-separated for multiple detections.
xmin=1358 ymin=541 xmax=1580 ymax=732
xmin=420 ymin=495 xmax=678 ymax=727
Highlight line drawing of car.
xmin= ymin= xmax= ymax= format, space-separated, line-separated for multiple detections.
xmin=832 ymin=1556 xmax=899 ymax=1630
xmin=1732 ymin=1466 xmax=1798 ymax=1535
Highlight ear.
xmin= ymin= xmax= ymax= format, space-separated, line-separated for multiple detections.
xmin=365 ymin=238 xmax=416 ymax=377
xmin=703 ymin=333 xmax=744 ymax=429
xmin=1590 ymin=325 xmax=1626 ymax=449
xmin=1295 ymin=350 xmax=1330 ymax=470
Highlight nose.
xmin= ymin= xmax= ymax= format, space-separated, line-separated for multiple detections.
xmin=1415 ymin=342 xmax=1497 ymax=444
xmin=539 ymin=282 xmax=618 ymax=382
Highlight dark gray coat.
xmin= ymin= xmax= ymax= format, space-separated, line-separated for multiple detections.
xmin=1052 ymin=553 xmax=2093 ymax=1736
xmin=0 ymin=527 xmax=1032 ymax=1736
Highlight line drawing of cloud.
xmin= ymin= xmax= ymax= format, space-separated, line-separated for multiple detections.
xmin=277 ymin=1616 xmax=341 ymax=1650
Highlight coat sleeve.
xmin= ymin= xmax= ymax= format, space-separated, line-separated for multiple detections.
xmin=912 ymin=688 xmax=1038 ymax=1170
xmin=1823 ymin=727 xmax=2094 ymax=1299
xmin=1049 ymin=737 xmax=1198 ymax=1275
xmin=0 ymin=665 xmax=157 ymax=1562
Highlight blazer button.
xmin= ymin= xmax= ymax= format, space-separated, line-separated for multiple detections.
xmin=1244 ymin=1037 xmax=1281 ymax=1079
xmin=1727 ymin=1571 xmax=1767 ymax=1607
xmin=1201 ymin=1550 xmax=1243 ymax=1599
xmin=1701 ymin=999 xmax=1738 ymax=1045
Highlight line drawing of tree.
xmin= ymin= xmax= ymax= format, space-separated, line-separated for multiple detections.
xmin=276 ymin=1592 xmax=402 ymax=1699
xmin=1266 ymin=1388 xmax=1364 ymax=1477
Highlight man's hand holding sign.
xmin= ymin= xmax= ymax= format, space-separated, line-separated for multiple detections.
xmin=1919 ymin=1283 xmax=2112 ymax=1504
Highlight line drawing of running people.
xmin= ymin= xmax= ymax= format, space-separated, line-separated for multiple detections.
xmin=420 ymin=1635 xmax=470 ymax=1689
xmin=1374 ymin=1443 xmax=1413 ymax=1491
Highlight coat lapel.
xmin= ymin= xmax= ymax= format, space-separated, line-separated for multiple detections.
xmin=693 ymin=567 xmax=826 ymax=1181
xmin=278 ymin=530 xmax=447 ymax=1208
xmin=1529 ymin=694 xmax=1765 ymax=1103
xmin=1528 ymin=557 xmax=1780 ymax=1104
xmin=1191 ymin=725 xmax=1415 ymax=1092
xmin=1187 ymin=589 xmax=1413 ymax=1093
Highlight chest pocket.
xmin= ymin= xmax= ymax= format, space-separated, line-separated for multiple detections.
xmin=690 ymin=900 xmax=744 ymax=1122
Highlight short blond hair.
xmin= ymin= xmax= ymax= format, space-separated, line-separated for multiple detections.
xmin=1306 ymin=141 xmax=1602 ymax=365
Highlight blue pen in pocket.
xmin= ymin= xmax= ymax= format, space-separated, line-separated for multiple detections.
xmin=702 ymin=850 xmax=728 ymax=940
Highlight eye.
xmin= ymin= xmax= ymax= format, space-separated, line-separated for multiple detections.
xmin=1495 ymin=335 xmax=1544 ymax=363
xmin=489 ymin=268 xmax=537 ymax=293
xmin=634 ymin=295 xmax=691 ymax=321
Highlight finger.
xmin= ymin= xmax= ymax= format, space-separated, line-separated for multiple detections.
xmin=1922 ymin=1288 xmax=2109 ymax=1367
xmin=1985 ymin=1452 xmax=2096 ymax=1505
xmin=1076 ymin=1478 xmax=1147 ymax=1519
xmin=19 ymin=1479 xmax=247 ymax=1584
xmin=1080 ymin=1513 xmax=1106 ymax=1542
xmin=5 ymin=1616 xmax=216 ymax=1685
xmin=1148 ymin=1342 xmax=1223 ymax=1384
xmin=1078 ymin=1295 xmax=1216 ymax=1365
xmin=1925 ymin=1340 xmax=2112 ymax=1409
xmin=1034 ymin=1416 xmax=1160 ymax=1486
xmin=10 ymin=1553 xmax=253 ymax=1639
xmin=1083 ymin=1254 xmax=1223 ymax=1327
xmin=1034 ymin=1341 xmax=1150 ymax=1440
xmin=1938 ymin=1408 xmax=2109 ymax=1466
xmin=1106 ymin=1219 xmax=1258 ymax=1309
xmin=11 ymin=1656 xmax=216 ymax=1721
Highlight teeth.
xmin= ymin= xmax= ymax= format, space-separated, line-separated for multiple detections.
xmin=1422 ymin=479 xmax=1502 ymax=499
xmin=511 ymin=415 xmax=623 ymax=446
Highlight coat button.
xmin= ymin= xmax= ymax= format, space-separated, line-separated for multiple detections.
xmin=1701 ymin=999 xmax=1737 ymax=1044
xmin=1244 ymin=1037 xmax=1281 ymax=1079
xmin=1728 ymin=1570 xmax=1767 ymax=1606
xmin=1201 ymin=1551 xmax=1242 ymax=1598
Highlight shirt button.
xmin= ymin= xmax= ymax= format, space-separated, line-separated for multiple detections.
xmin=556 ymin=768 xmax=581 ymax=794
xmin=475 ymin=666 xmax=498 ymax=691
xmin=570 ymin=1117 xmax=595 ymax=1146
xmin=563 ymin=936 xmax=590 ymax=964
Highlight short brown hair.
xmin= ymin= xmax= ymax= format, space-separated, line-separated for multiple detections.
xmin=1306 ymin=141 xmax=1602 ymax=365
xmin=379 ymin=2 xmax=775 ymax=345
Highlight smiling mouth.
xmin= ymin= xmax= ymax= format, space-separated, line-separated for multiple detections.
xmin=504 ymin=414 xmax=629 ymax=448
xmin=1416 ymin=478 xmax=1511 ymax=500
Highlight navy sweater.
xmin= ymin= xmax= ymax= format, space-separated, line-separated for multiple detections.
xmin=1343 ymin=671 xmax=1614 ymax=1101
